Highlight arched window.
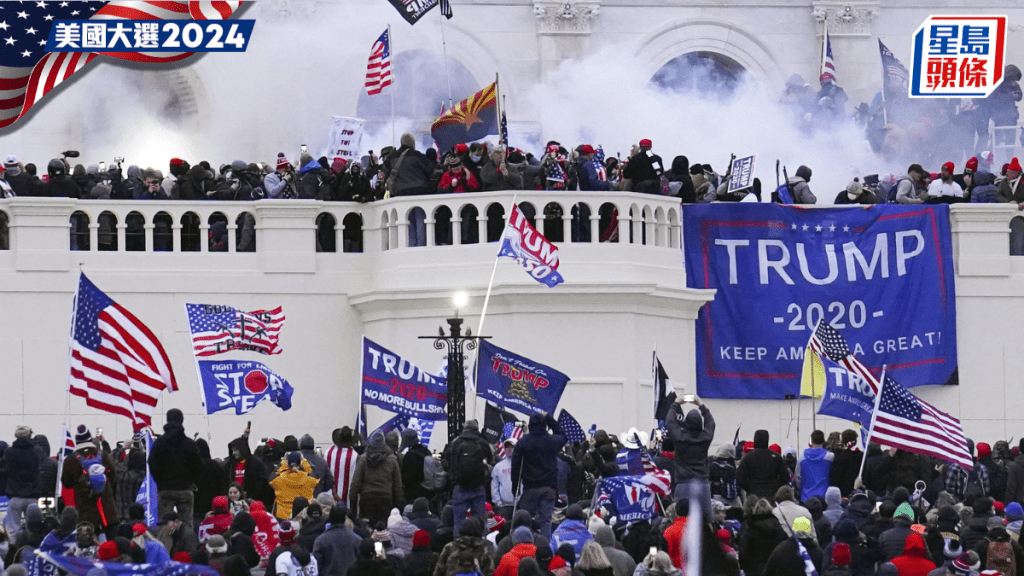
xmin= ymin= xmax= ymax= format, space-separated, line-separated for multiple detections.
xmin=407 ymin=207 xmax=427 ymax=247
xmin=543 ymin=202 xmax=564 ymax=243
xmin=153 ymin=212 xmax=173 ymax=252
xmin=236 ymin=211 xmax=256 ymax=252
xmin=380 ymin=211 xmax=390 ymax=251
xmin=571 ymin=202 xmax=593 ymax=243
xmin=343 ymin=213 xmax=364 ymax=253
xmin=209 ymin=212 xmax=228 ymax=252
xmin=598 ymin=203 xmax=619 ymax=243
xmin=125 ymin=211 xmax=146 ymax=252
xmin=1011 ymin=216 xmax=1024 ymax=256
xmin=98 ymin=211 xmax=118 ymax=251
xmin=70 ymin=211 xmax=90 ymax=251
xmin=486 ymin=203 xmax=506 ymax=243
xmin=434 ymin=206 xmax=453 ymax=246
xmin=180 ymin=212 xmax=201 ymax=252
xmin=0 ymin=211 xmax=8 ymax=250
xmin=460 ymin=205 xmax=480 ymax=245
xmin=316 ymin=213 xmax=337 ymax=253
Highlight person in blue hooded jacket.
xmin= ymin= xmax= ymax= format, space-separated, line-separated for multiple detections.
xmin=550 ymin=504 xmax=593 ymax=561
xmin=512 ymin=412 xmax=566 ymax=540
xmin=796 ymin=430 xmax=835 ymax=502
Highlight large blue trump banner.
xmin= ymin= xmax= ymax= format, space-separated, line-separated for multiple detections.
xmin=361 ymin=337 xmax=448 ymax=420
xmin=477 ymin=340 xmax=570 ymax=416
xmin=683 ymin=204 xmax=957 ymax=399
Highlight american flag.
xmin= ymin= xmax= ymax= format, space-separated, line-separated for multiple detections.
xmin=33 ymin=549 xmax=219 ymax=576
xmin=439 ymin=0 xmax=453 ymax=19
xmin=545 ymin=160 xmax=566 ymax=184
xmin=878 ymin=39 xmax=910 ymax=84
xmin=634 ymin=434 xmax=672 ymax=496
xmin=370 ymin=413 xmax=436 ymax=448
xmin=69 ymin=273 xmax=177 ymax=432
xmin=557 ymin=409 xmax=586 ymax=444
xmin=868 ymin=373 xmax=973 ymax=470
xmin=808 ymin=322 xmax=878 ymax=394
xmin=365 ymin=28 xmax=392 ymax=96
xmin=820 ymin=25 xmax=836 ymax=83
xmin=62 ymin=424 xmax=75 ymax=456
xmin=0 ymin=1 xmax=242 ymax=130
xmin=185 ymin=303 xmax=284 ymax=357
xmin=497 ymin=421 xmax=523 ymax=459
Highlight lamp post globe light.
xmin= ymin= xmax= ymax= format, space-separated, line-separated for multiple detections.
xmin=420 ymin=292 xmax=489 ymax=443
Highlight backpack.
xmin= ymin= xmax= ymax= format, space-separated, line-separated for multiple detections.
xmin=986 ymin=539 xmax=1016 ymax=575
xmin=964 ymin=468 xmax=985 ymax=504
xmin=385 ymin=150 xmax=410 ymax=197
xmin=884 ymin=177 xmax=909 ymax=203
xmin=774 ymin=184 xmax=794 ymax=204
xmin=78 ymin=453 xmax=107 ymax=494
xmin=421 ymin=454 xmax=448 ymax=491
xmin=452 ymin=439 xmax=488 ymax=487
xmin=709 ymin=459 xmax=739 ymax=500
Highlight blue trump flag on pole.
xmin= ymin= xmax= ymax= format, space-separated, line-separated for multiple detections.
xmin=683 ymin=204 xmax=958 ymax=399
xmin=476 ymin=340 xmax=570 ymax=416
xmin=361 ymin=337 xmax=448 ymax=420
xmin=135 ymin=429 xmax=157 ymax=526
xmin=815 ymin=353 xmax=876 ymax=430
xmin=498 ymin=204 xmax=564 ymax=288
xmin=197 ymin=360 xmax=294 ymax=415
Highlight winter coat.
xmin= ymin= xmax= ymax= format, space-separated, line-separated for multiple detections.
xmin=312 ymin=523 xmax=362 ymax=576
xmin=149 ymin=420 xmax=202 ymax=492
xmin=495 ymin=542 xmax=537 ymax=576
xmin=404 ymin=547 xmax=439 ymax=576
xmin=763 ymin=535 xmax=823 ymax=576
xmin=226 ymin=512 xmax=260 ymax=568
xmin=438 ymin=169 xmax=480 ymax=193
xmin=738 ymin=512 xmax=788 ymax=576
xmin=403 ymin=444 xmax=433 ymax=503
xmin=199 ymin=510 xmax=234 ymax=542
xmin=435 ymin=536 xmax=495 ymax=576
xmin=269 ymin=461 xmax=319 ymax=520
xmin=6 ymin=437 xmax=41 ymax=498
xmin=34 ymin=436 xmax=58 ymax=500
xmin=879 ymin=520 xmax=916 ymax=561
xmin=786 ymin=176 xmax=817 ymax=204
xmin=61 ymin=451 xmax=118 ymax=529
xmin=665 ymin=404 xmax=715 ymax=483
xmin=737 ymin=431 xmax=791 ymax=501
xmin=224 ymin=436 xmax=273 ymax=508
xmin=577 ymin=159 xmax=614 ymax=192
xmin=296 ymin=159 xmax=328 ymax=199
xmin=666 ymin=156 xmax=696 ymax=203
xmin=299 ymin=435 xmax=332 ymax=493
xmin=388 ymin=146 xmax=435 ymax=196
xmin=773 ymin=501 xmax=814 ymax=540
xmin=823 ymin=487 xmax=844 ymax=527
xmin=481 ymin=160 xmax=525 ymax=191
xmin=350 ymin=438 xmax=403 ymax=505
xmin=196 ymin=439 xmax=227 ymax=519
xmin=822 ymin=537 xmax=884 ymax=576
xmin=890 ymin=533 xmax=935 ymax=576
xmin=622 ymin=151 xmax=664 ymax=184
xmin=970 ymin=171 xmax=999 ymax=203
xmin=830 ymin=448 xmax=863 ymax=497
xmin=512 ymin=414 xmax=566 ymax=491
xmin=594 ymin=526 xmax=635 ymax=576
xmin=796 ymin=447 xmax=834 ymax=501
xmin=551 ymin=519 xmax=593 ymax=561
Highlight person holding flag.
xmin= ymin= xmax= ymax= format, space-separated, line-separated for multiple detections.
xmin=61 ymin=426 xmax=118 ymax=537
xmin=148 ymin=408 xmax=203 ymax=530
xmin=664 ymin=394 xmax=715 ymax=499
xmin=511 ymin=412 xmax=567 ymax=540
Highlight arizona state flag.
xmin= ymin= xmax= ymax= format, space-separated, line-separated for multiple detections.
xmin=431 ymin=82 xmax=498 ymax=152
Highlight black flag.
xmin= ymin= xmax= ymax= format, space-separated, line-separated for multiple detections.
xmin=483 ymin=402 xmax=518 ymax=444
xmin=385 ymin=0 xmax=440 ymax=25
xmin=653 ymin=352 xmax=676 ymax=426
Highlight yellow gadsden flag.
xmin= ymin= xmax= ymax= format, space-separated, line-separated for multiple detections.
xmin=800 ymin=346 xmax=826 ymax=398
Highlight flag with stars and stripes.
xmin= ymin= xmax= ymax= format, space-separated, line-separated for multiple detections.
xmin=868 ymin=373 xmax=972 ymax=470
xmin=545 ymin=160 xmax=566 ymax=184
xmin=365 ymin=28 xmax=392 ymax=96
xmin=69 ymin=272 xmax=177 ymax=432
xmin=32 ymin=549 xmax=220 ymax=576
xmin=592 ymin=475 xmax=658 ymax=522
xmin=820 ymin=24 xmax=836 ymax=84
xmin=808 ymin=321 xmax=878 ymax=394
xmin=878 ymin=39 xmax=909 ymax=86
xmin=557 ymin=409 xmax=586 ymax=444
xmin=185 ymin=303 xmax=285 ymax=357
xmin=497 ymin=422 xmax=523 ymax=459
xmin=439 ymin=0 xmax=453 ymax=19
xmin=0 ymin=1 xmax=243 ymax=130
xmin=370 ymin=413 xmax=437 ymax=448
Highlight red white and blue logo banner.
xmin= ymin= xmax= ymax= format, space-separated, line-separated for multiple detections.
xmin=683 ymin=204 xmax=958 ymax=400
xmin=361 ymin=337 xmax=448 ymax=420
xmin=911 ymin=15 xmax=1007 ymax=98
xmin=498 ymin=204 xmax=564 ymax=288
xmin=198 ymin=360 xmax=294 ymax=415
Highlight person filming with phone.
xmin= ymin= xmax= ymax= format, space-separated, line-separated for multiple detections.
xmin=665 ymin=394 xmax=716 ymax=499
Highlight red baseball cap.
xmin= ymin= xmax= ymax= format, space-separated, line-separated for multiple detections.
xmin=579 ymin=145 xmax=595 ymax=155
xmin=942 ymin=162 xmax=954 ymax=173
xmin=639 ymin=138 xmax=653 ymax=147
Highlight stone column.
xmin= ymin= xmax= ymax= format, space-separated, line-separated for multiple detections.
xmin=950 ymin=204 xmax=1013 ymax=277
xmin=7 ymin=198 xmax=76 ymax=272
xmin=253 ymin=200 xmax=319 ymax=274
xmin=533 ymin=0 xmax=601 ymax=77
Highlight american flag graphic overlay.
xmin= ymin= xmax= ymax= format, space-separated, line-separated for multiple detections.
xmin=821 ymin=26 xmax=836 ymax=83
xmin=869 ymin=374 xmax=972 ymax=469
xmin=808 ymin=322 xmax=878 ymax=394
xmin=69 ymin=273 xmax=177 ymax=432
xmin=0 ymin=1 xmax=242 ymax=129
xmin=365 ymin=28 xmax=392 ymax=95
xmin=186 ymin=303 xmax=284 ymax=357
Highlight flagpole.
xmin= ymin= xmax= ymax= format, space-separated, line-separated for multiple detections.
xmin=494 ymin=73 xmax=503 ymax=149
xmin=878 ymin=40 xmax=889 ymax=125
xmin=59 ymin=270 xmax=83 ymax=499
xmin=856 ymin=364 xmax=887 ymax=485
xmin=472 ymin=193 xmax=518 ymax=421
xmin=438 ymin=8 xmax=454 ymax=108
xmin=187 ymin=304 xmax=214 ymax=441
xmin=821 ymin=20 xmax=828 ymax=84
xmin=388 ymin=24 xmax=396 ymax=148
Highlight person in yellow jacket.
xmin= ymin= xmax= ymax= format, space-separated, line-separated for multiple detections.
xmin=269 ymin=451 xmax=319 ymax=520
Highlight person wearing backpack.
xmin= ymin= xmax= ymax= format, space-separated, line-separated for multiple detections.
xmin=402 ymin=429 xmax=436 ymax=503
xmin=444 ymin=420 xmax=493 ymax=538
xmin=974 ymin=525 xmax=1023 ymax=575
xmin=350 ymin=431 xmax=404 ymax=528
xmin=61 ymin=425 xmax=119 ymax=537
xmin=892 ymin=164 xmax=928 ymax=204
xmin=945 ymin=440 xmax=990 ymax=504
xmin=512 ymin=412 xmax=567 ymax=540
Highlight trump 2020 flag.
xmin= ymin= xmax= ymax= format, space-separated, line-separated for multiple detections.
xmin=476 ymin=340 xmax=570 ymax=416
xmin=33 ymin=549 xmax=220 ymax=576
xmin=197 ymin=360 xmax=295 ymax=415
xmin=361 ymin=337 xmax=448 ymax=420
xmin=135 ymin=430 xmax=157 ymax=526
xmin=498 ymin=204 xmax=564 ymax=287
xmin=816 ymin=354 xmax=875 ymax=431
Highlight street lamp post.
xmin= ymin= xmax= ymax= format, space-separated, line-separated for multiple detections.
xmin=420 ymin=292 xmax=488 ymax=444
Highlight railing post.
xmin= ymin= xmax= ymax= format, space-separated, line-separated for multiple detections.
xmin=6 ymin=198 xmax=76 ymax=271
xmin=253 ymin=200 xmax=319 ymax=273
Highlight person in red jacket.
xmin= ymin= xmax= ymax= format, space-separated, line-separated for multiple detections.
xmin=663 ymin=499 xmax=689 ymax=568
xmin=198 ymin=495 xmax=234 ymax=543
xmin=890 ymin=532 xmax=935 ymax=576
xmin=438 ymin=156 xmax=480 ymax=193
xmin=495 ymin=527 xmax=538 ymax=576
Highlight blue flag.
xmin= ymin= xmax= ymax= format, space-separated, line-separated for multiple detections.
xmin=497 ymin=204 xmax=564 ymax=288
xmin=370 ymin=413 xmax=435 ymax=447
xmin=558 ymin=409 xmax=586 ymax=444
xmin=594 ymin=475 xmax=658 ymax=522
xmin=815 ymin=353 xmax=876 ymax=430
xmin=135 ymin=430 xmax=158 ymax=526
xmin=197 ymin=360 xmax=294 ymax=415
xmin=683 ymin=204 xmax=957 ymax=399
xmin=476 ymin=340 xmax=570 ymax=416
xmin=31 ymin=550 xmax=219 ymax=576
xmin=361 ymin=337 xmax=448 ymax=420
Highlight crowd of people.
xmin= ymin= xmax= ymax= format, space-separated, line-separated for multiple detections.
xmin=0 ymin=399 xmax=1023 ymax=576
